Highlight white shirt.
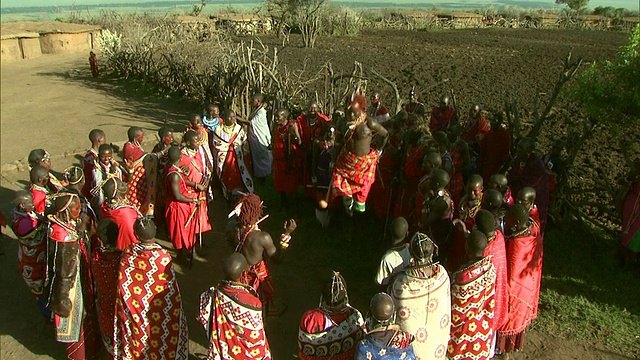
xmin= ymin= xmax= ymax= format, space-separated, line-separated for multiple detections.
xmin=375 ymin=244 xmax=412 ymax=285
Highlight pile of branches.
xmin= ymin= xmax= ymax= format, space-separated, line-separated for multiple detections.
xmin=97 ymin=13 xmax=314 ymax=118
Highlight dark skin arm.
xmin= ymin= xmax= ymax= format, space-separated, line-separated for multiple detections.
xmin=168 ymin=172 xmax=199 ymax=204
xmin=367 ymin=116 xmax=389 ymax=149
xmin=242 ymin=220 xmax=296 ymax=265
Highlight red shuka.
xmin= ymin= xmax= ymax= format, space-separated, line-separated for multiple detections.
xmin=101 ymin=203 xmax=140 ymax=251
xmin=164 ymin=165 xmax=198 ymax=251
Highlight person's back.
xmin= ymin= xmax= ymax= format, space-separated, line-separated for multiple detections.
xmin=199 ymin=253 xmax=270 ymax=359
xmin=298 ymin=272 xmax=364 ymax=360
xmin=356 ymin=293 xmax=416 ymax=360
xmin=113 ymin=218 xmax=188 ymax=360
xmin=390 ymin=233 xmax=451 ymax=360
xmin=448 ymin=231 xmax=497 ymax=360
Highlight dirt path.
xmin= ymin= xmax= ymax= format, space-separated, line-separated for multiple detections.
xmin=0 ymin=30 xmax=634 ymax=360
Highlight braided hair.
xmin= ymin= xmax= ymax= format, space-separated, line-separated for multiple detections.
xmin=410 ymin=232 xmax=437 ymax=265
xmin=320 ymin=271 xmax=348 ymax=312
xmin=64 ymin=166 xmax=84 ymax=187
xmin=237 ymin=194 xmax=263 ymax=229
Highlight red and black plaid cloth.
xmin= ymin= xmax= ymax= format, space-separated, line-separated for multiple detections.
xmin=331 ymin=149 xmax=380 ymax=199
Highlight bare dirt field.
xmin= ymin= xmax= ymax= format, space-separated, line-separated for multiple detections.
xmin=0 ymin=28 xmax=636 ymax=360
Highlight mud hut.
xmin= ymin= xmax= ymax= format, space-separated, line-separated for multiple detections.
xmin=1 ymin=21 xmax=101 ymax=62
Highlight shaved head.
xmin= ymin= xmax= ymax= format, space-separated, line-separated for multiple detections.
xmin=466 ymin=230 xmax=488 ymax=259
xmin=223 ymin=253 xmax=249 ymax=281
xmin=422 ymin=151 xmax=442 ymax=172
xmin=369 ymin=292 xmax=395 ymax=323
xmin=134 ymin=217 xmax=156 ymax=242
xmin=488 ymin=174 xmax=508 ymax=192
xmin=429 ymin=169 xmax=450 ymax=189
xmin=482 ymin=189 xmax=504 ymax=213
xmin=390 ymin=217 xmax=409 ymax=245
xmin=506 ymin=204 xmax=530 ymax=234
xmin=516 ymin=187 xmax=536 ymax=210
xmin=475 ymin=209 xmax=496 ymax=236
xmin=89 ymin=129 xmax=106 ymax=143
xmin=30 ymin=165 xmax=49 ymax=184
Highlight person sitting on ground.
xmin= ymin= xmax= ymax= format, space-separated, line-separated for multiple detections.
xmin=429 ymin=94 xmax=457 ymax=134
xmin=28 ymin=149 xmax=67 ymax=192
xmin=12 ymin=191 xmax=49 ymax=318
xmin=390 ymin=232 xmax=451 ymax=360
xmin=198 ymin=253 xmax=271 ymax=359
xmin=355 ymin=293 xmax=416 ymax=360
xmin=448 ymin=230 xmax=496 ymax=360
xmin=232 ymin=193 xmax=296 ymax=315
xmin=375 ymin=217 xmax=411 ymax=287
xmin=113 ymin=217 xmax=188 ymax=360
xmin=298 ymin=272 xmax=365 ymax=360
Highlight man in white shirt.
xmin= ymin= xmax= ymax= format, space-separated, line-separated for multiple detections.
xmin=375 ymin=217 xmax=412 ymax=286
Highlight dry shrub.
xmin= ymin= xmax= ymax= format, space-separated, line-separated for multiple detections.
xmin=97 ymin=13 xmax=317 ymax=118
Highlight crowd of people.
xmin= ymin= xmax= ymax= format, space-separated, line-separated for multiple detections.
xmin=3 ymin=86 xmax=639 ymax=360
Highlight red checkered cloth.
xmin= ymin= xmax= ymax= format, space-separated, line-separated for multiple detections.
xmin=331 ymin=149 xmax=380 ymax=200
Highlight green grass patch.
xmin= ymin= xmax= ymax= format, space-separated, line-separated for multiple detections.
xmin=533 ymin=223 xmax=640 ymax=356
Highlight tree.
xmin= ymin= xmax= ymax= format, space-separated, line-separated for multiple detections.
xmin=567 ymin=23 xmax=640 ymax=124
xmin=264 ymin=0 xmax=329 ymax=47
xmin=556 ymin=0 xmax=589 ymax=12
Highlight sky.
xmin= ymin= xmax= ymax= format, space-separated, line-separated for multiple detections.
xmin=0 ymin=0 xmax=638 ymax=10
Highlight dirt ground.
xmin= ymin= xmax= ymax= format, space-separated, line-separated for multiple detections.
xmin=0 ymin=28 xmax=635 ymax=360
